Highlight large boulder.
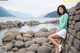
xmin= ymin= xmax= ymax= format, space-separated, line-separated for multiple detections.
xmin=37 ymin=46 xmax=51 ymax=53
xmin=4 ymin=28 xmax=20 ymax=37
xmin=14 ymin=40 xmax=24 ymax=48
xmin=2 ymin=32 xmax=15 ymax=42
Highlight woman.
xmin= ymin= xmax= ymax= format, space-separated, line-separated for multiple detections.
xmin=48 ymin=5 xmax=69 ymax=53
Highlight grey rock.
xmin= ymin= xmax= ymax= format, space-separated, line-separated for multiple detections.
xmin=37 ymin=46 xmax=51 ymax=53
xmin=14 ymin=40 xmax=24 ymax=48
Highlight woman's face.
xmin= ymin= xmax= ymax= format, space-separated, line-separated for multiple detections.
xmin=59 ymin=7 xmax=64 ymax=14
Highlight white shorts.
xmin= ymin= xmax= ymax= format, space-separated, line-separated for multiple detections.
xmin=56 ymin=29 xmax=67 ymax=39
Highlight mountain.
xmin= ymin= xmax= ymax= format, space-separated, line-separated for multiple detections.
xmin=9 ymin=10 xmax=33 ymax=18
xmin=0 ymin=6 xmax=15 ymax=17
xmin=0 ymin=6 xmax=33 ymax=17
xmin=45 ymin=11 xmax=59 ymax=18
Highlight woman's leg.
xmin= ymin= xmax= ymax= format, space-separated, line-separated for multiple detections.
xmin=48 ymin=33 xmax=60 ymax=47
xmin=48 ymin=33 xmax=63 ymax=53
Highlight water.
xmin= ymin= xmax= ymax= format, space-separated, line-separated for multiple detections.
xmin=0 ymin=17 xmax=60 ymax=44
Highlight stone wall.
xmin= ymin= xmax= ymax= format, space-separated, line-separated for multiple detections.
xmin=63 ymin=2 xmax=80 ymax=53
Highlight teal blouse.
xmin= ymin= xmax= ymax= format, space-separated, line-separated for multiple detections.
xmin=58 ymin=13 xmax=69 ymax=31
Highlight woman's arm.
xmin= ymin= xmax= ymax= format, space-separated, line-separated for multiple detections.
xmin=59 ymin=13 xmax=68 ymax=30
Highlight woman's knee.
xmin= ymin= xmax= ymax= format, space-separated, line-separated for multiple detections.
xmin=48 ymin=34 xmax=55 ymax=40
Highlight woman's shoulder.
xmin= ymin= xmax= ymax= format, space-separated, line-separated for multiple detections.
xmin=64 ymin=13 xmax=68 ymax=16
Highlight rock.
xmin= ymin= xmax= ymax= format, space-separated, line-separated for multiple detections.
xmin=4 ymin=43 xmax=13 ymax=51
xmin=20 ymin=32 xmax=25 ymax=36
xmin=25 ymin=41 xmax=35 ymax=48
xmin=12 ymin=47 xmax=18 ymax=52
xmin=0 ymin=22 xmax=6 ymax=29
xmin=74 ymin=22 xmax=80 ymax=31
xmin=49 ymin=28 xmax=56 ymax=32
xmin=75 ymin=2 xmax=80 ymax=10
xmin=35 ymin=32 xmax=47 ymax=37
xmin=36 ymin=37 xmax=48 ymax=45
xmin=0 ymin=45 xmax=6 ymax=53
xmin=11 ymin=40 xmax=16 ymax=44
xmin=6 ymin=51 xmax=14 ymax=53
xmin=42 ymin=42 xmax=50 ymax=47
xmin=24 ymin=37 xmax=32 ymax=42
xmin=2 ymin=33 xmax=15 ymax=42
xmin=14 ymin=40 xmax=24 ymax=48
xmin=32 ymin=37 xmax=40 ymax=43
xmin=30 ymin=44 xmax=40 ymax=47
xmin=26 ymin=30 xmax=35 ymax=37
xmin=32 ymin=37 xmax=48 ymax=45
xmin=23 ymin=34 xmax=32 ymax=38
xmin=15 ymin=21 xmax=22 ymax=27
xmin=26 ymin=46 xmax=38 ymax=52
xmin=26 ymin=51 xmax=35 ymax=53
xmin=37 ymin=46 xmax=51 ymax=53
xmin=39 ymin=28 xmax=48 ymax=32
xmin=16 ymin=35 xmax=24 ymax=41
xmin=4 ymin=28 xmax=20 ymax=37
xmin=17 ymin=48 xmax=26 ymax=53
xmin=6 ymin=21 xmax=18 ymax=27
xmin=51 ymin=48 xmax=55 ymax=53
xmin=76 ymin=32 xmax=80 ymax=40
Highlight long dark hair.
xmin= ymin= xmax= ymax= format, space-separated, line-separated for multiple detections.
xmin=57 ymin=5 xmax=68 ymax=16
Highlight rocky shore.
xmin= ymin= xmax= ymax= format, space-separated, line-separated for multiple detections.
xmin=1 ymin=28 xmax=57 ymax=53
xmin=0 ymin=20 xmax=59 ymax=29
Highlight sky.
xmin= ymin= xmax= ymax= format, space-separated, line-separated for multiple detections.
xmin=0 ymin=0 xmax=78 ymax=17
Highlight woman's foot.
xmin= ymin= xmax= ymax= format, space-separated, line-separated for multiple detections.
xmin=58 ymin=44 xmax=62 ymax=53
